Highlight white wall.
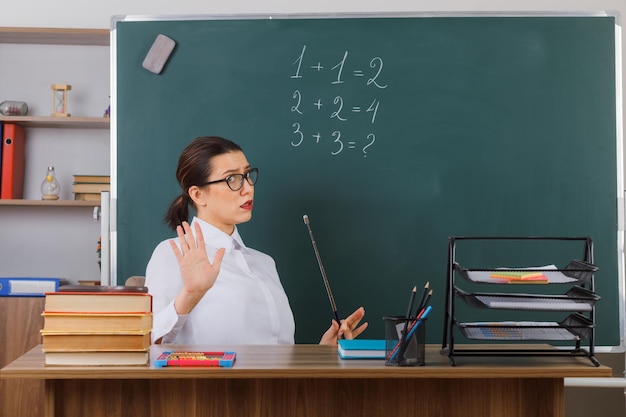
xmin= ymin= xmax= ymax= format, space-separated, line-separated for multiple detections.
xmin=0 ymin=0 xmax=623 ymax=29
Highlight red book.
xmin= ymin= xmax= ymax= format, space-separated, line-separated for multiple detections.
xmin=1 ymin=123 xmax=26 ymax=199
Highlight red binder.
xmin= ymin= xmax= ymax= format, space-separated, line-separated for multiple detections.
xmin=1 ymin=123 xmax=26 ymax=199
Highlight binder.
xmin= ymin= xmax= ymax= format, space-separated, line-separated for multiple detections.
xmin=1 ymin=123 xmax=26 ymax=199
xmin=0 ymin=121 xmax=3 ymax=194
xmin=0 ymin=277 xmax=61 ymax=297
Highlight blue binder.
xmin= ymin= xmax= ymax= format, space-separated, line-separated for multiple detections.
xmin=0 ymin=277 xmax=61 ymax=297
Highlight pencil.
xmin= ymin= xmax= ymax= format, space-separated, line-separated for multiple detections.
xmin=402 ymin=286 xmax=417 ymax=337
xmin=405 ymin=286 xmax=417 ymax=319
xmin=397 ymin=286 xmax=417 ymax=360
xmin=415 ymin=281 xmax=430 ymax=316
xmin=416 ymin=289 xmax=433 ymax=317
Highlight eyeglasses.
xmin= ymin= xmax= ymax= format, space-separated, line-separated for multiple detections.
xmin=201 ymin=168 xmax=259 ymax=191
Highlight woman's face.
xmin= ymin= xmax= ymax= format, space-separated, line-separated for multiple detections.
xmin=196 ymin=150 xmax=255 ymax=235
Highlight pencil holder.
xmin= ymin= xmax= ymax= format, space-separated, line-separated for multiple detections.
xmin=383 ymin=316 xmax=426 ymax=366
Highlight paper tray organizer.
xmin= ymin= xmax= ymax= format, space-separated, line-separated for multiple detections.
xmin=441 ymin=236 xmax=600 ymax=367
xmin=456 ymin=259 xmax=598 ymax=285
xmin=456 ymin=313 xmax=594 ymax=341
xmin=455 ymin=286 xmax=600 ymax=311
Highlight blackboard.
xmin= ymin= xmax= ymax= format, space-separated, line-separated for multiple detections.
xmin=113 ymin=13 xmax=622 ymax=346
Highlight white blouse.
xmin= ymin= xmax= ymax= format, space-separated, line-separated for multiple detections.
xmin=145 ymin=217 xmax=295 ymax=345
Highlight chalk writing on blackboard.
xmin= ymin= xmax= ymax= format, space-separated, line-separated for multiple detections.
xmin=289 ymin=45 xmax=387 ymax=157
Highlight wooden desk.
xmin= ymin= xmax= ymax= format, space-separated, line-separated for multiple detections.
xmin=1 ymin=344 xmax=611 ymax=417
xmin=0 ymin=296 xmax=45 ymax=417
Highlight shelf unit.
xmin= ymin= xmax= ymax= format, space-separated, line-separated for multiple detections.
xmin=0 ymin=27 xmax=109 ymax=207
xmin=0 ymin=27 xmax=110 ymax=417
xmin=0 ymin=199 xmax=100 ymax=207
xmin=0 ymin=115 xmax=109 ymax=129
xmin=441 ymin=236 xmax=600 ymax=367
xmin=0 ymin=27 xmax=109 ymax=45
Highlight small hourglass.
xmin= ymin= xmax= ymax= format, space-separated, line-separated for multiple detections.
xmin=51 ymin=84 xmax=71 ymax=117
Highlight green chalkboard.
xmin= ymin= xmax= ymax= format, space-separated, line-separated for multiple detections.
xmin=113 ymin=14 xmax=621 ymax=346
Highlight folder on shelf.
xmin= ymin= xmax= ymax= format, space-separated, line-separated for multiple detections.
xmin=0 ymin=277 xmax=62 ymax=297
xmin=1 ymin=123 xmax=26 ymax=199
xmin=0 ymin=122 xmax=3 ymax=194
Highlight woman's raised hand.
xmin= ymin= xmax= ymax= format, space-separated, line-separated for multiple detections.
xmin=170 ymin=221 xmax=225 ymax=314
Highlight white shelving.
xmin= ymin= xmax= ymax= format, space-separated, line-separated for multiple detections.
xmin=0 ymin=27 xmax=110 ymax=282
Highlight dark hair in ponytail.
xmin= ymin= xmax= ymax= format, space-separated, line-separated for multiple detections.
xmin=164 ymin=136 xmax=243 ymax=231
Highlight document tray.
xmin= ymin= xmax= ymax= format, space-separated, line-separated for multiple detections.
xmin=457 ymin=313 xmax=593 ymax=341
xmin=456 ymin=259 xmax=598 ymax=285
xmin=455 ymin=286 xmax=599 ymax=312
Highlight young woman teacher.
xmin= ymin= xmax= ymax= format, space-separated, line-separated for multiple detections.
xmin=145 ymin=136 xmax=367 ymax=345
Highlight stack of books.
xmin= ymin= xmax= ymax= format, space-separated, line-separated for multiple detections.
xmin=72 ymin=174 xmax=110 ymax=202
xmin=40 ymin=286 xmax=152 ymax=366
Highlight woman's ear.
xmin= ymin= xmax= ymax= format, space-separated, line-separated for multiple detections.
xmin=187 ymin=185 xmax=207 ymax=207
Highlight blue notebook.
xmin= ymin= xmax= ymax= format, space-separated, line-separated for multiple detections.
xmin=337 ymin=339 xmax=386 ymax=359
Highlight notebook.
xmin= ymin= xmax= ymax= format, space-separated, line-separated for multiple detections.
xmin=337 ymin=339 xmax=386 ymax=359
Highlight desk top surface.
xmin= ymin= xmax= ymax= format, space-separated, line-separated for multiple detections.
xmin=0 ymin=344 xmax=611 ymax=380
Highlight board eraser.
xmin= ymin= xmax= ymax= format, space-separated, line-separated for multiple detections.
xmin=142 ymin=34 xmax=176 ymax=74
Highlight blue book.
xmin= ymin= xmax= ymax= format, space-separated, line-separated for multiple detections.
xmin=337 ymin=339 xmax=386 ymax=359
xmin=0 ymin=277 xmax=61 ymax=297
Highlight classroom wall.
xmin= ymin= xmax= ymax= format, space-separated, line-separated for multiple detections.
xmin=1 ymin=1 xmax=625 ymax=417
xmin=2 ymin=4 xmax=623 ymax=270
